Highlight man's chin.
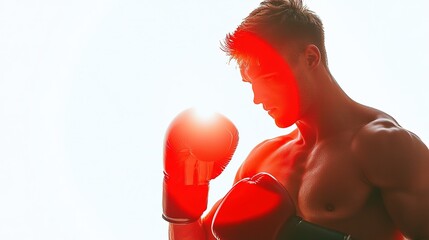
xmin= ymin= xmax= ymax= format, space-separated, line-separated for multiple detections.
xmin=274 ymin=117 xmax=295 ymax=129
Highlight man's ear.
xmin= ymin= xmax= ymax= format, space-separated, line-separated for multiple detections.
xmin=304 ymin=44 xmax=321 ymax=68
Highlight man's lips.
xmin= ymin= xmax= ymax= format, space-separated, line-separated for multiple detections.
xmin=268 ymin=109 xmax=276 ymax=116
xmin=263 ymin=105 xmax=277 ymax=116
xmin=262 ymin=105 xmax=270 ymax=111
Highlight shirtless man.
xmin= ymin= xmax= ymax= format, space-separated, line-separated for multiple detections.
xmin=162 ymin=0 xmax=429 ymax=239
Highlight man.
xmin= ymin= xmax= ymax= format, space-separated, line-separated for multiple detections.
xmin=163 ymin=0 xmax=429 ymax=239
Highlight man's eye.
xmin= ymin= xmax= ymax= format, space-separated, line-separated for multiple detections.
xmin=260 ymin=73 xmax=277 ymax=81
xmin=262 ymin=77 xmax=275 ymax=83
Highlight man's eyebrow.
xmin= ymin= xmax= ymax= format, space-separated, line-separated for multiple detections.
xmin=242 ymin=72 xmax=276 ymax=83
xmin=254 ymin=72 xmax=277 ymax=81
xmin=258 ymin=72 xmax=277 ymax=78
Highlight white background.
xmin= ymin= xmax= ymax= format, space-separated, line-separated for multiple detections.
xmin=0 ymin=0 xmax=428 ymax=239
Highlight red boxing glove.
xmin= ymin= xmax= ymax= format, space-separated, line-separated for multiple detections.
xmin=212 ymin=172 xmax=295 ymax=240
xmin=162 ymin=108 xmax=239 ymax=223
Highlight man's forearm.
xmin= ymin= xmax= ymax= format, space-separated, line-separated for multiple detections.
xmin=169 ymin=219 xmax=208 ymax=240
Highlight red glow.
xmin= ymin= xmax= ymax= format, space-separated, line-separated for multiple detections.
xmin=231 ymin=31 xmax=300 ymax=128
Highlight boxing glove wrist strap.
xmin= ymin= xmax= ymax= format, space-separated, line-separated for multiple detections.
xmin=278 ymin=216 xmax=353 ymax=240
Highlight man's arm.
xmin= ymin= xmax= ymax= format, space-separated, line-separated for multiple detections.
xmin=168 ymin=138 xmax=272 ymax=240
xmin=169 ymin=133 xmax=297 ymax=240
xmin=353 ymin=119 xmax=429 ymax=239
xmin=169 ymin=200 xmax=222 ymax=240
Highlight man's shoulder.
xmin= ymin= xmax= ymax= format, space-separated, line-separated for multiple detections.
xmin=351 ymin=116 xmax=412 ymax=157
xmin=351 ymin=115 xmax=428 ymax=186
xmin=234 ymin=129 xmax=299 ymax=182
xmin=253 ymin=129 xmax=298 ymax=153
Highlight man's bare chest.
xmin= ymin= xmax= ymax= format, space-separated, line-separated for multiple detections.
xmin=255 ymin=136 xmax=374 ymax=223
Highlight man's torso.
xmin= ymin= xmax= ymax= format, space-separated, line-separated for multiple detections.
xmin=236 ymin=115 xmax=404 ymax=240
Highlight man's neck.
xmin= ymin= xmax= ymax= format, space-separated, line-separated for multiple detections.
xmin=295 ymin=72 xmax=361 ymax=144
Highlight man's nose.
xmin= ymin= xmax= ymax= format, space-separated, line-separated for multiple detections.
xmin=253 ymin=95 xmax=260 ymax=105
xmin=253 ymin=92 xmax=263 ymax=105
xmin=252 ymin=85 xmax=263 ymax=105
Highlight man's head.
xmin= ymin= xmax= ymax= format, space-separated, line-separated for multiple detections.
xmin=223 ymin=0 xmax=326 ymax=67
xmin=222 ymin=0 xmax=327 ymax=128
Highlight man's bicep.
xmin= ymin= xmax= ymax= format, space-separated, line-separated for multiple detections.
xmin=382 ymin=135 xmax=429 ymax=239
xmin=355 ymin=123 xmax=429 ymax=238
xmin=381 ymin=187 xmax=429 ymax=239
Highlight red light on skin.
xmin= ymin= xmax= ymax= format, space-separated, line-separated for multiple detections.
xmin=231 ymin=31 xmax=300 ymax=128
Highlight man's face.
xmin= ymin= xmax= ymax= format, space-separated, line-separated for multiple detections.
xmin=240 ymin=53 xmax=301 ymax=128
